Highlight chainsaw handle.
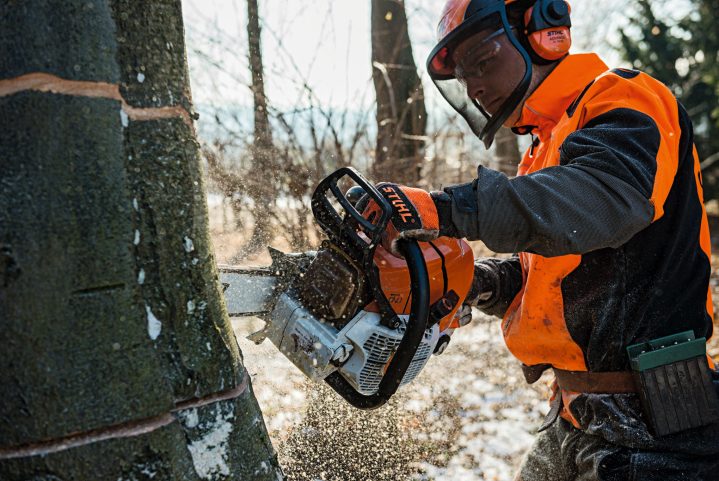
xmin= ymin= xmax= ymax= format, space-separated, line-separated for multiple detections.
xmin=324 ymin=238 xmax=430 ymax=410
xmin=311 ymin=167 xmax=401 ymax=328
xmin=311 ymin=167 xmax=392 ymax=255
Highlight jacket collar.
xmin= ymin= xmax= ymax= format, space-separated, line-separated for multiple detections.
xmin=513 ymin=53 xmax=609 ymax=141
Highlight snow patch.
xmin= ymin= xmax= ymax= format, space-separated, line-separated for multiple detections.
xmin=134 ymin=229 xmax=141 ymax=245
xmin=186 ymin=408 xmax=235 ymax=479
xmin=146 ymin=304 xmax=161 ymax=340
xmin=187 ymin=299 xmax=196 ymax=314
xmin=181 ymin=408 xmax=199 ymax=428
xmin=138 ymin=268 xmax=145 ymax=285
xmin=137 ymin=72 xmax=145 ymax=83
xmin=183 ymin=236 xmax=195 ymax=253
xmin=133 ymin=198 xmax=139 ymax=211
xmin=120 ymin=109 xmax=129 ymax=127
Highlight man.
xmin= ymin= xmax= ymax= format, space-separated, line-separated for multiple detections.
xmin=364 ymin=0 xmax=718 ymax=479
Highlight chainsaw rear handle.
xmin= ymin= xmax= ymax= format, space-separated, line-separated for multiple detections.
xmin=324 ymin=238 xmax=430 ymax=410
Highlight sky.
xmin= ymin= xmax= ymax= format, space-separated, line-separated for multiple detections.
xmin=182 ymin=0 xmax=636 ymax=110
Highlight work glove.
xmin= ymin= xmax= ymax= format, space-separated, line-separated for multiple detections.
xmin=465 ymin=261 xmax=499 ymax=307
xmin=359 ymin=183 xmax=457 ymax=256
xmin=451 ymin=265 xmax=496 ymax=328
xmin=452 ymin=261 xmax=501 ymax=326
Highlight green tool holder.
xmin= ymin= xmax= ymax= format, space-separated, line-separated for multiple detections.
xmin=627 ymin=330 xmax=719 ymax=437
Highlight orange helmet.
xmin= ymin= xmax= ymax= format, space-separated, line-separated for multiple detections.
xmin=426 ymin=0 xmax=571 ymax=148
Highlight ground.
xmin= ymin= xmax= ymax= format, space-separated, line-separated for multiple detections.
xmin=211 ymin=198 xmax=719 ymax=481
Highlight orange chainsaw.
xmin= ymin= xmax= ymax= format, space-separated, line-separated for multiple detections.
xmin=220 ymin=167 xmax=474 ymax=409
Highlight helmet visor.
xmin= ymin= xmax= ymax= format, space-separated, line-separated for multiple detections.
xmin=428 ymin=10 xmax=531 ymax=148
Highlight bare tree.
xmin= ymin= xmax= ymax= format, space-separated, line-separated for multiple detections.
xmin=245 ymin=0 xmax=277 ymax=252
xmin=493 ymin=127 xmax=521 ymax=176
xmin=371 ymin=0 xmax=428 ymax=184
xmin=0 ymin=1 xmax=281 ymax=478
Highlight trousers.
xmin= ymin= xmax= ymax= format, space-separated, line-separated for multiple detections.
xmin=516 ymin=417 xmax=719 ymax=481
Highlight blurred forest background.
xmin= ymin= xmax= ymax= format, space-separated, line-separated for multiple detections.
xmin=182 ymin=0 xmax=718 ymax=263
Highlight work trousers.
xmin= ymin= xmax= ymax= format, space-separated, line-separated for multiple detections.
xmin=516 ymin=418 xmax=719 ymax=481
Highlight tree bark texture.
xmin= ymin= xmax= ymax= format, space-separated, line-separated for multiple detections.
xmin=245 ymin=0 xmax=275 ymax=251
xmin=0 ymin=1 xmax=282 ymax=479
xmin=371 ymin=0 xmax=427 ymax=185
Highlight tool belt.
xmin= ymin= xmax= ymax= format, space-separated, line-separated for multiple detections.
xmin=531 ymin=331 xmax=719 ymax=436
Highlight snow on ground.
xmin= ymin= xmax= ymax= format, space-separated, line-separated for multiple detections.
xmin=233 ymin=312 xmax=550 ymax=481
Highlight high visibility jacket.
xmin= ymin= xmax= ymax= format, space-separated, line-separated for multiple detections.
xmin=444 ymin=53 xmax=715 ymax=432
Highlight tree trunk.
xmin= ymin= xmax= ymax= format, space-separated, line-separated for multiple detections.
xmin=371 ymin=0 xmax=427 ymax=185
xmin=0 ymin=1 xmax=282 ymax=479
xmin=245 ymin=0 xmax=276 ymax=252
xmin=493 ymin=127 xmax=521 ymax=176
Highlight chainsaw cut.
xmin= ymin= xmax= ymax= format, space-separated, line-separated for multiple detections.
xmin=220 ymin=168 xmax=474 ymax=409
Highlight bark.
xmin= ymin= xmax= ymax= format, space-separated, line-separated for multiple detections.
xmin=245 ymin=0 xmax=276 ymax=252
xmin=493 ymin=127 xmax=521 ymax=176
xmin=0 ymin=0 xmax=282 ymax=479
xmin=371 ymin=0 xmax=427 ymax=185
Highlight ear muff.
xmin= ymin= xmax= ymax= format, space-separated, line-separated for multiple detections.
xmin=523 ymin=0 xmax=571 ymax=62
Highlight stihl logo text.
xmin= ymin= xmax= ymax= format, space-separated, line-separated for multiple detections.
xmin=382 ymin=186 xmax=416 ymax=223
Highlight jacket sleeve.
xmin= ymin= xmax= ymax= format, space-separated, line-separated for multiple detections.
xmin=471 ymin=256 xmax=523 ymax=318
xmin=444 ymin=108 xmax=660 ymax=257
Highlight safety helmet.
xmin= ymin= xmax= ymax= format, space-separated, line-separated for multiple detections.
xmin=427 ymin=0 xmax=571 ymax=148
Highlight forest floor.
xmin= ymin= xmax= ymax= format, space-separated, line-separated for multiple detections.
xmin=211 ymin=199 xmax=719 ymax=481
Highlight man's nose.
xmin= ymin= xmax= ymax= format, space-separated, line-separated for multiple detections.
xmin=464 ymin=76 xmax=485 ymax=101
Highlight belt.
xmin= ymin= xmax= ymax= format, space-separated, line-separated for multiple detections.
xmin=520 ymin=364 xmax=639 ymax=393
xmin=553 ymin=368 xmax=638 ymax=393
xmin=532 ymin=366 xmax=638 ymax=432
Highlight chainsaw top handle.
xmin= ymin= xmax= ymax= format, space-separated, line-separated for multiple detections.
xmin=311 ymin=168 xmax=431 ymax=409
xmin=311 ymin=166 xmax=392 ymax=256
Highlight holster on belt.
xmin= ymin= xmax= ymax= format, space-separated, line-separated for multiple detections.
xmin=526 ymin=330 xmax=719 ymax=437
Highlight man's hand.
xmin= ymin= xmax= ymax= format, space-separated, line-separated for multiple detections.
xmin=465 ymin=261 xmax=500 ymax=306
xmin=360 ymin=182 xmax=456 ymax=256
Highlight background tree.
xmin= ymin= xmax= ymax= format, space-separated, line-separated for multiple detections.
xmin=492 ymin=127 xmax=521 ymax=176
xmin=371 ymin=0 xmax=428 ymax=184
xmin=618 ymin=0 xmax=719 ymax=200
xmin=0 ymin=1 xmax=281 ymax=478
xmin=245 ymin=0 xmax=277 ymax=252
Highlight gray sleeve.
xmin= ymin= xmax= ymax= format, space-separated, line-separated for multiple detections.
xmin=444 ymin=108 xmax=659 ymax=257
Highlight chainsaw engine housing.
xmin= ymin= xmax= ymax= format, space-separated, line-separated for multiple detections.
xmin=262 ymin=236 xmax=473 ymax=396
xmin=266 ymin=291 xmax=440 ymax=395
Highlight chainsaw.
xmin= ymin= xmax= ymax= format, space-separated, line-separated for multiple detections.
xmin=220 ymin=167 xmax=474 ymax=409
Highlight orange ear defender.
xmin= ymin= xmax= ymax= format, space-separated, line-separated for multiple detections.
xmin=523 ymin=0 xmax=571 ymax=62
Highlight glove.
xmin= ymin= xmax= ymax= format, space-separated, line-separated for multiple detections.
xmin=465 ymin=261 xmax=499 ymax=307
xmin=453 ymin=304 xmax=474 ymax=327
xmin=451 ymin=261 xmax=501 ymax=327
xmin=360 ymin=182 xmax=457 ymax=256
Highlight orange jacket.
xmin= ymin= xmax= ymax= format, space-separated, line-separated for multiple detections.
xmin=445 ymin=53 xmax=714 ymax=379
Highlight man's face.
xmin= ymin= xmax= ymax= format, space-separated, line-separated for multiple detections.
xmin=451 ymin=28 xmax=528 ymax=125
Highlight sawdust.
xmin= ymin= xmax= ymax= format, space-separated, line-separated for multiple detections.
xmin=278 ymin=384 xmax=462 ymax=481
xmin=234 ymin=314 xmax=547 ymax=481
